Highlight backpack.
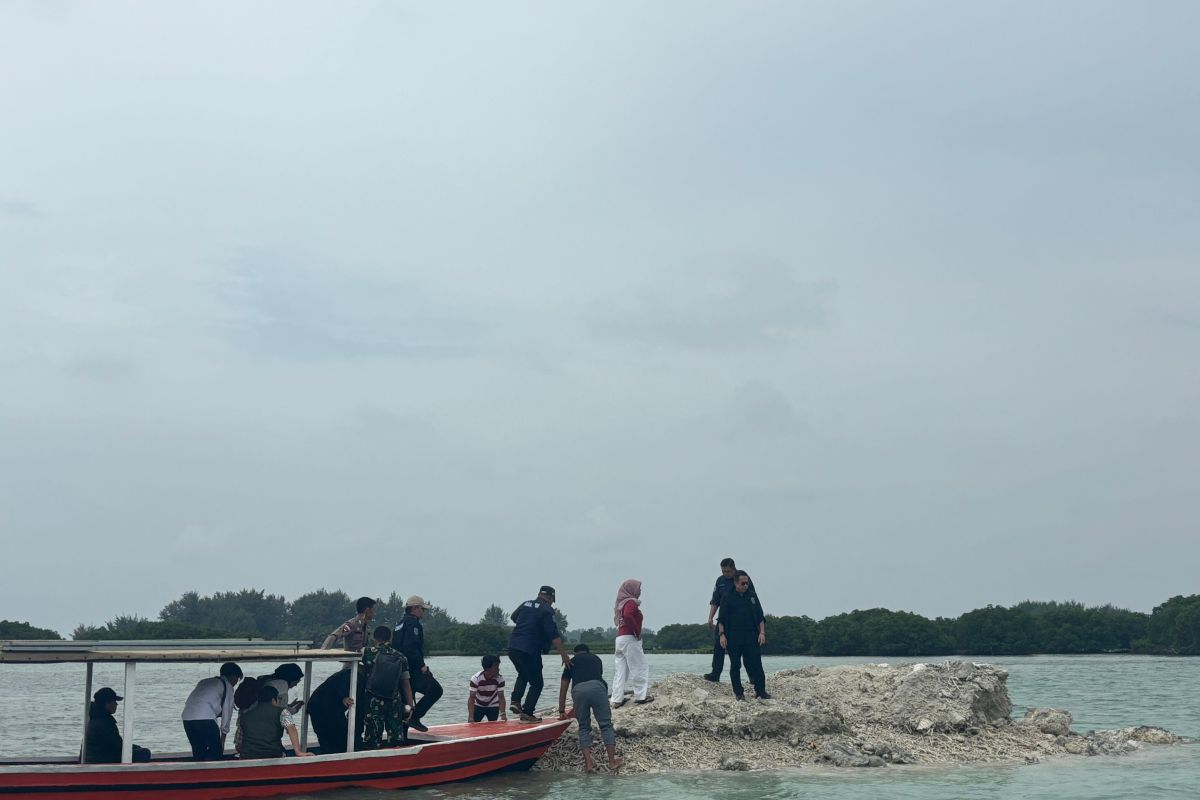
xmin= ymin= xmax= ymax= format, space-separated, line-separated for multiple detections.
xmin=366 ymin=649 xmax=406 ymax=701
xmin=234 ymin=675 xmax=264 ymax=711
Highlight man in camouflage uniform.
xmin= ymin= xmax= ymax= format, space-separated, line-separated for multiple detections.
xmin=361 ymin=625 xmax=415 ymax=749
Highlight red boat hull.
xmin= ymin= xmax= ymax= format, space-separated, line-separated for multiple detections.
xmin=0 ymin=719 xmax=571 ymax=799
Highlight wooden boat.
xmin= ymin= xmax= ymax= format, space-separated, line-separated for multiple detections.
xmin=0 ymin=639 xmax=572 ymax=799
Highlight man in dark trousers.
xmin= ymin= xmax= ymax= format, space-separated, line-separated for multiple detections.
xmin=704 ymin=557 xmax=759 ymax=682
xmin=394 ymin=594 xmax=442 ymax=733
xmin=556 ymin=644 xmax=622 ymax=773
xmin=717 ymin=570 xmax=770 ymax=701
xmin=180 ymin=661 xmax=242 ymax=760
xmin=507 ymin=585 xmax=571 ymax=723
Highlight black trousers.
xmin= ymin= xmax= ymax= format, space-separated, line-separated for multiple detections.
xmin=409 ymin=669 xmax=444 ymax=721
xmin=472 ymin=705 xmax=500 ymax=722
xmin=710 ymin=628 xmax=726 ymax=678
xmin=182 ymin=719 xmax=222 ymax=761
xmin=727 ymin=634 xmax=766 ymax=698
xmin=309 ymin=706 xmax=352 ymax=754
xmin=508 ymin=649 xmax=544 ymax=714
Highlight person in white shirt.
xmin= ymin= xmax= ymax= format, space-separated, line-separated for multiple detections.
xmin=181 ymin=662 xmax=243 ymax=760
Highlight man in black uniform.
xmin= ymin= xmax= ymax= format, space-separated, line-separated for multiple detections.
xmin=704 ymin=557 xmax=758 ymax=682
xmin=394 ymin=594 xmax=442 ymax=733
xmin=507 ymin=585 xmax=571 ymax=723
xmin=717 ymin=570 xmax=770 ymax=700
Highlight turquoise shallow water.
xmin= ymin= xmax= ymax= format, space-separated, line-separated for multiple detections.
xmin=2 ymin=654 xmax=1196 ymax=799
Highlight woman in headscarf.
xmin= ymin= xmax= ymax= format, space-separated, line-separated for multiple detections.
xmin=610 ymin=579 xmax=652 ymax=707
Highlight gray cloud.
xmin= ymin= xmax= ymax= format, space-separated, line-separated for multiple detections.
xmin=0 ymin=200 xmax=39 ymax=218
xmin=223 ymin=256 xmax=485 ymax=361
xmin=0 ymin=1 xmax=1198 ymax=635
xmin=591 ymin=257 xmax=833 ymax=350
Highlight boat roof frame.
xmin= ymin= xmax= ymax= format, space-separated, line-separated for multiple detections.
xmin=0 ymin=639 xmax=360 ymax=664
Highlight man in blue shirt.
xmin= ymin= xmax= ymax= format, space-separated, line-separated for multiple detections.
xmin=394 ymin=594 xmax=441 ymax=733
xmin=507 ymin=585 xmax=571 ymax=723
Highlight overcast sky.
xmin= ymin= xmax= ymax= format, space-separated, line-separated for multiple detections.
xmin=2 ymin=2 xmax=1197 ymax=637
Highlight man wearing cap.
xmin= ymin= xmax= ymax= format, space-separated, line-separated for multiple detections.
xmin=394 ymin=594 xmax=442 ymax=732
xmin=181 ymin=661 xmax=242 ymax=760
xmin=84 ymin=688 xmax=151 ymax=764
xmin=507 ymin=586 xmax=571 ymax=723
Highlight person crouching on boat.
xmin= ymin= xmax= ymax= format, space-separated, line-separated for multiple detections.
xmin=237 ymin=685 xmax=312 ymax=759
xmin=234 ymin=664 xmax=305 ymax=754
xmin=557 ymin=644 xmax=622 ymax=773
xmin=84 ymin=687 xmax=151 ymax=763
xmin=467 ymin=655 xmax=507 ymax=723
xmin=307 ymin=666 xmax=364 ymax=753
xmin=362 ymin=625 xmax=416 ymax=749
xmin=181 ymin=661 xmax=242 ymax=760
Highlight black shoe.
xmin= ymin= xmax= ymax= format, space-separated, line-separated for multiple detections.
xmin=756 ymin=692 xmax=772 ymax=700
xmin=702 ymin=673 xmax=719 ymax=682
xmin=409 ymin=719 xmax=429 ymax=733
xmin=510 ymin=702 xmax=522 ymax=716
xmin=734 ymin=694 xmax=745 ymax=701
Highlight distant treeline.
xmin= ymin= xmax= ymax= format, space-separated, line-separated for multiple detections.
xmin=0 ymin=620 xmax=62 ymax=640
xmin=657 ymin=596 xmax=1200 ymax=656
xmin=6 ymin=592 xmax=1199 ymax=657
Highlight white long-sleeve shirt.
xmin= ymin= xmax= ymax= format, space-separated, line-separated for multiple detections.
xmin=181 ymin=676 xmax=237 ymax=736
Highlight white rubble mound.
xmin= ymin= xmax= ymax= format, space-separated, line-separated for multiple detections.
xmin=534 ymin=663 xmax=1182 ymax=774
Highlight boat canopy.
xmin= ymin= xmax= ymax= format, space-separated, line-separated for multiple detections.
xmin=1 ymin=639 xmax=363 ymax=763
xmin=0 ymin=639 xmax=358 ymax=664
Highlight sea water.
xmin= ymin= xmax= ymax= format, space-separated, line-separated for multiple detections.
xmin=1 ymin=654 xmax=1195 ymax=799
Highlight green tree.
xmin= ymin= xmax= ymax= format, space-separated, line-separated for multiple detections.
xmin=372 ymin=592 xmax=408 ymax=630
xmin=287 ymin=589 xmax=355 ymax=641
xmin=73 ymin=615 xmax=233 ymax=640
xmin=480 ymin=604 xmax=509 ymax=626
xmin=553 ymin=609 xmax=569 ymax=638
xmin=763 ymin=615 xmax=815 ymax=655
xmin=0 ymin=620 xmax=63 ymax=639
xmin=1146 ymin=595 xmax=1200 ymax=654
xmin=653 ymin=623 xmax=709 ymax=650
xmin=423 ymin=605 xmax=461 ymax=631
xmin=438 ymin=623 xmax=511 ymax=655
xmin=159 ymin=589 xmax=287 ymax=638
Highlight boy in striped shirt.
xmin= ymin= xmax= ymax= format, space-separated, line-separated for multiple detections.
xmin=467 ymin=655 xmax=507 ymax=723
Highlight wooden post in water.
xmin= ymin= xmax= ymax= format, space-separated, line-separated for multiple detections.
xmin=79 ymin=662 xmax=93 ymax=764
xmin=120 ymin=662 xmax=136 ymax=764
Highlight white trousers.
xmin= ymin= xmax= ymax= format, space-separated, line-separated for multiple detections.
xmin=610 ymin=634 xmax=649 ymax=702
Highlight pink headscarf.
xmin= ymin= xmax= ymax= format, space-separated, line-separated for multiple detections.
xmin=614 ymin=579 xmax=642 ymax=626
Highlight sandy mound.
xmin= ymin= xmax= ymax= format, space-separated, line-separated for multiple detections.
xmin=534 ymin=662 xmax=1182 ymax=773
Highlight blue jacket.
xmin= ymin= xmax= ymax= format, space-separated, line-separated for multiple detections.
xmin=508 ymin=599 xmax=560 ymax=655
xmin=394 ymin=612 xmax=426 ymax=672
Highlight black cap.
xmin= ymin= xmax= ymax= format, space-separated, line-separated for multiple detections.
xmin=539 ymin=585 xmax=556 ymax=598
xmin=94 ymin=687 xmax=123 ymax=703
